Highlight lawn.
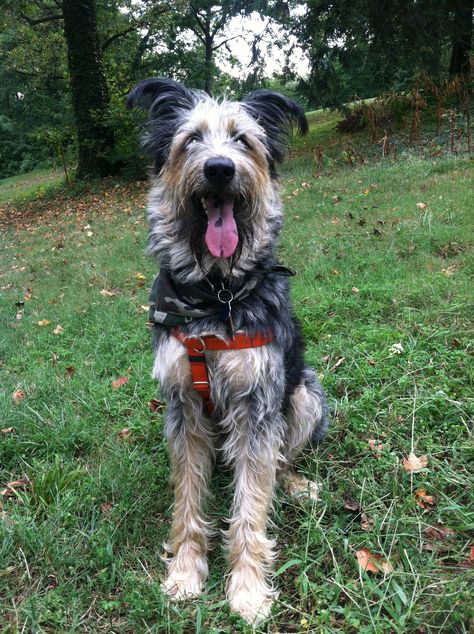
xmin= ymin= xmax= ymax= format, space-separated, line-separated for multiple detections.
xmin=0 ymin=168 xmax=65 ymax=205
xmin=0 ymin=114 xmax=473 ymax=633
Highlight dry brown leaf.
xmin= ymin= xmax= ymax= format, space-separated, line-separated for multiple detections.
xmin=356 ymin=548 xmax=393 ymax=574
xmin=415 ymin=488 xmax=436 ymax=509
xmin=148 ymin=399 xmax=165 ymax=413
xmin=12 ymin=388 xmax=25 ymax=403
xmin=53 ymin=324 xmax=64 ymax=335
xmin=133 ymin=273 xmax=146 ymax=280
xmin=343 ymin=497 xmax=360 ymax=512
xmin=1 ymin=427 xmax=14 ymax=434
xmin=416 ymin=202 xmax=426 ymax=212
xmin=351 ymin=286 xmax=360 ymax=293
xmin=402 ymin=451 xmax=428 ymax=472
xmin=64 ymin=366 xmax=76 ymax=379
xmin=37 ymin=319 xmax=51 ymax=327
xmin=101 ymin=502 xmax=113 ymax=514
xmin=100 ymin=289 xmax=116 ymax=297
xmin=117 ymin=428 xmax=132 ymax=442
xmin=1 ymin=479 xmax=29 ymax=498
xmin=112 ymin=377 xmax=129 ymax=389
xmin=367 ymin=438 xmax=384 ymax=456
xmin=329 ymin=357 xmax=345 ymax=372
xmin=361 ymin=513 xmax=375 ymax=531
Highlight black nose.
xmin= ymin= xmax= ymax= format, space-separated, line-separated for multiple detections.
xmin=204 ymin=157 xmax=235 ymax=186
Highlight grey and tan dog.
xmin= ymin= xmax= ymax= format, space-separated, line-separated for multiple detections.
xmin=127 ymin=78 xmax=329 ymax=625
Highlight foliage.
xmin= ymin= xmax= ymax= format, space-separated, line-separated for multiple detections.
xmin=297 ymin=0 xmax=473 ymax=109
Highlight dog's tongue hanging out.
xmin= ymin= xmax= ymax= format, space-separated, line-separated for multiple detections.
xmin=204 ymin=198 xmax=239 ymax=258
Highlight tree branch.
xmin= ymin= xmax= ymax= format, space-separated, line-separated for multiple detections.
xmin=101 ymin=25 xmax=137 ymax=51
xmin=18 ymin=10 xmax=62 ymax=26
xmin=213 ymin=34 xmax=242 ymax=51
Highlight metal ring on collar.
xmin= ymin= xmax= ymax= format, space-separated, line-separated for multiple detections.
xmin=217 ymin=288 xmax=233 ymax=304
xmin=191 ymin=336 xmax=206 ymax=354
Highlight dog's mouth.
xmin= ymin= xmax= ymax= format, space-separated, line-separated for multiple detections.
xmin=200 ymin=195 xmax=239 ymax=259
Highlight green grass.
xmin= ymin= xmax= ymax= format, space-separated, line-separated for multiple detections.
xmin=0 ymin=168 xmax=64 ymax=204
xmin=1 ymin=114 xmax=473 ymax=632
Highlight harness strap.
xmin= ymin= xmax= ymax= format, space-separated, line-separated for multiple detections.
xmin=171 ymin=328 xmax=274 ymax=415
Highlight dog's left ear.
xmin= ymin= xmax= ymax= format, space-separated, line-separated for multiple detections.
xmin=242 ymin=90 xmax=308 ymax=164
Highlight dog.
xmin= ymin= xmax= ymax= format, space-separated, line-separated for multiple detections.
xmin=127 ymin=78 xmax=329 ymax=625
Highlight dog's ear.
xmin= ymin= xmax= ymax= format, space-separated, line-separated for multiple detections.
xmin=127 ymin=78 xmax=199 ymax=172
xmin=126 ymin=77 xmax=197 ymax=113
xmin=242 ymin=90 xmax=308 ymax=165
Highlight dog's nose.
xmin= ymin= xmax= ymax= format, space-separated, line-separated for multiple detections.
xmin=204 ymin=157 xmax=235 ymax=186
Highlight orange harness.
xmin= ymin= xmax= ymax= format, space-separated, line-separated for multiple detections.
xmin=171 ymin=327 xmax=274 ymax=414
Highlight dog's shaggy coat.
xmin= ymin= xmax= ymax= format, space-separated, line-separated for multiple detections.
xmin=127 ymin=78 xmax=329 ymax=625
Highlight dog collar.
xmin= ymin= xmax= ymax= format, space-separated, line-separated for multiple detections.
xmin=171 ymin=327 xmax=274 ymax=415
xmin=148 ymin=263 xmax=295 ymax=326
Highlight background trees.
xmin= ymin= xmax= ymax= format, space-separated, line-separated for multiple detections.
xmin=0 ymin=0 xmax=472 ymax=179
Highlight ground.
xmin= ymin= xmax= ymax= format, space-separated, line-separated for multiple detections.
xmin=0 ymin=112 xmax=473 ymax=633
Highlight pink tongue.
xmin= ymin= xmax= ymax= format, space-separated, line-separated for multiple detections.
xmin=204 ymin=198 xmax=239 ymax=258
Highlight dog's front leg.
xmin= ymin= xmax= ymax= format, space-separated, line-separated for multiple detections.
xmin=224 ymin=422 xmax=281 ymax=625
xmin=161 ymin=396 xmax=214 ymax=600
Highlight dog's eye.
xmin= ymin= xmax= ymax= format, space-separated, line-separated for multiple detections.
xmin=234 ymin=135 xmax=251 ymax=150
xmin=186 ymin=133 xmax=201 ymax=147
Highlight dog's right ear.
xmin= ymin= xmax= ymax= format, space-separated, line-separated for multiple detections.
xmin=127 ymin=78 xmax=199 ymax=172
xmin=126 ymin=77 xmax=196 ymax=114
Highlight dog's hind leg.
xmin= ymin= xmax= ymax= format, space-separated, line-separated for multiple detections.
xmin=280 ymin=366 xmax=329 ymax=500
xmin=161 ymin=394 xmax=214 ymax=600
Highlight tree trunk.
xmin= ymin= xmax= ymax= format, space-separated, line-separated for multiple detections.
xmin=204 ymin=10 xmax=213 ymax=95
xmin=449 ymin=0 xmax=473 ymax=78
xmin=62 ymin=0 xmax=116 ymax=178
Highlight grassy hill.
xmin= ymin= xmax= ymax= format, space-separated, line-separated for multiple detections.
xmin=0 ymin=111 xmax=473 ymax=633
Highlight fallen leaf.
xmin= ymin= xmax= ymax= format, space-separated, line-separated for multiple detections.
xmin=356 ymin=548 xmax=393 ymax=574
xmin=149 ymin=398 xmax=165 ymax=413
xmin=52 ymin=352 xmax=57 ymax=367
xmin=16 ymin=311 xmax=23 ymax=321
xmin=351 ymin=286 xmax=360 ymax=293
xmin=423 ymin=524 xmax=455 ymax=542
xmin=422 ymin=524 xmax=456 ymax=552
xmin=37 ymin=319 xmax=51 ymax=327
xmin=1 ymin=427 xmax=14 ymax=434
xmin=1 ymin=479 xmax=29 ymax=498
xmin=101 ymin=501 xmax=113 ymax=514
xmin=139 ymin=305 xmax=149 ymax=313
xmin=329 ymin=357 xmax=345 ymax=372
xmin=117 ymin=428 xmax=132 ymax=442
xmin=64 ymin=366 xmax=76 ymax=378
xmin=361 ymin=514 xmax=375 ymax=531
xmin=112 ymin=377 xmax=129 ymax=389
xmin=100 ymin=289 xmax=117 ymax=297
xmin=12 ymin=389 xmax=25 ymax=403
xmin=416 ymin=202 xmax=426 ymax=212
xmin=389 ymin=342 xmax=404 ymax=355
xmin=133 ymin=273 xmax=146 ymax=280
xmin=402 ymin=452 xmax=429 ymax=472
xmin=343 ymin=497 xmax=360 ymax=512
xmin=442 ymin=265 xmax=457 ymax=276
xmin=367 ymin=438 xmax=384 ymax=455
xmin=470 ymin=546 xmax=474 ymax=562
xmin=415 ymin=488 xmax=436 ymax=509
xmin=53 ymin=324 xmax=64 ymax=335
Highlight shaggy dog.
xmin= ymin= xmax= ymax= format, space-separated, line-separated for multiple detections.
xmin=127 ymin=78 xmax=329 ymax=625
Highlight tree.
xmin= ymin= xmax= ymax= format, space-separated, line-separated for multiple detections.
xmin=62 ymin=0 xmax=116 ymax=178
xmin=449 ymin=0 xmax=474 ymax=77
xmin=298 ymin=0 xmax=473 ymax=109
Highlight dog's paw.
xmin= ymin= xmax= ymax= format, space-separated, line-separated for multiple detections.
xmin=229 ymin=589 xmax=273 ymax=626
xmin=161 ymin=568 xmax=205 ymax=600
xmin=283 ymin=470 xmax=322 ymax=501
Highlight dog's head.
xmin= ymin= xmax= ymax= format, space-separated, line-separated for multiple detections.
xmin=127 ymin=78 xmax=307 ymax=271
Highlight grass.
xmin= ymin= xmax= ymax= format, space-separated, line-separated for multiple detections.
xmin=0 ymin=168 xmax=64 ymax=204
xmin=0 ymin=113 xmax=473 ymax=633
